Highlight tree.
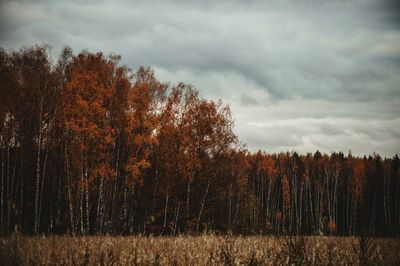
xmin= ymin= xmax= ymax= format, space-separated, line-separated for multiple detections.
xmin=60 ymin=51 xmax=117 ymax=234
xmin=0 ymin=45 xmax=398 ymax=237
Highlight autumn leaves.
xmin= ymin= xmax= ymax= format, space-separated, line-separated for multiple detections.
xmin=0 ymin=45 xmax=399 ymax=236
xmin=0 ymin=45 xmax=238 ymax=234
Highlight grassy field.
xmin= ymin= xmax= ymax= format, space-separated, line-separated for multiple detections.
xmin=0 ymin=234 xmax=399 ymax=265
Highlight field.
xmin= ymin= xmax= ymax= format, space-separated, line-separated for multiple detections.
xmin=0 ymin=234 xmax=399 ymax=265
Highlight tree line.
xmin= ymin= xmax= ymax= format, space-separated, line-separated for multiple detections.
xmin=0 ymin=45 xmax=399 ymax=236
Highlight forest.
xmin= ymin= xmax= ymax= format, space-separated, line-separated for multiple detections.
xmin=0 ymin=45 xmax=399 ymax=237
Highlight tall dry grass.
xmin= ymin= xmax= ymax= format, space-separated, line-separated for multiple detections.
xmin=0 ymin=234 xmax=399 ymax=265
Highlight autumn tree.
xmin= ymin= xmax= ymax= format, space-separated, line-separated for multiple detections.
xmin=0 ymin=45 xmax=399 ymax=237
xmin=60 ymin=51 xmax=118 ymax=234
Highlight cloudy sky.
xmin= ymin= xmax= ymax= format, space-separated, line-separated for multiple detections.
xmin=1 ymin=0 xmax=399 ymax=157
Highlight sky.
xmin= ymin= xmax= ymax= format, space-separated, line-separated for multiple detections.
xmin=1 ymin=0 xmax=399 ymax=157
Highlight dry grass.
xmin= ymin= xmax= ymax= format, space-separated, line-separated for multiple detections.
xmin=0 ymin=234 xmax=399 ymax=265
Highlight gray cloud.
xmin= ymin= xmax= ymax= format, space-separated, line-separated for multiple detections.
xmin=240 ymin=94 xmax=259 ymax=107
xmin=1 ymin=0 xmax=399 ymax=157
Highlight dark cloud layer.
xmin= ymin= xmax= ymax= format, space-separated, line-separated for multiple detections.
xmin=1 ymin=0 xmax=399 ymax=157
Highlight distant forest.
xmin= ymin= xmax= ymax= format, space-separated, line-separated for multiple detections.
xmin=0 ymin=45 xmax=399 ymax=236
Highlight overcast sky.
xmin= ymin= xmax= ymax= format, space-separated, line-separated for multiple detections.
xmin=1 ymin=0 xmax=399 ymax=157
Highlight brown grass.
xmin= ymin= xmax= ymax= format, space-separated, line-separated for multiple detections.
xmin=0 ymin=234 xmax=399 ymax=265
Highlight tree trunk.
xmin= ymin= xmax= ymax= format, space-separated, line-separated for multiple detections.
xmin=34 ymin=92 xmax=46 ymax=235
xmin=163 ymin=181 xmax=170 ymax=229
xmin=173 ymin=200 xmax=180 ymax=236
xmin=38 ymin=151 xmax=48 ymax=233
xmin=123 ymin=186 xmax=128 ymax=232
xmin=1 ymin=142 xmax=4 ymax=234
xmin=7 ymin=152 xmax=16 ymax=235
xmin=65 ymin=144 xmax=75 ymax=235
xmin=97 ymin=176 xmax=104 ymax=233
xmin=85 ymin=169 xmax=90 ymax=234
xmin=186 ymin=178 xmax=192 ymax=220
xmin=196 ymin=177 xmax=210 ymax=233
xmin=80 ymin=167 xmax=84 ymax=235
xmin=34 ymin=126 xmax=42 ymax=234
xmin=110 ymin=142 xmax=120 ymax=233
